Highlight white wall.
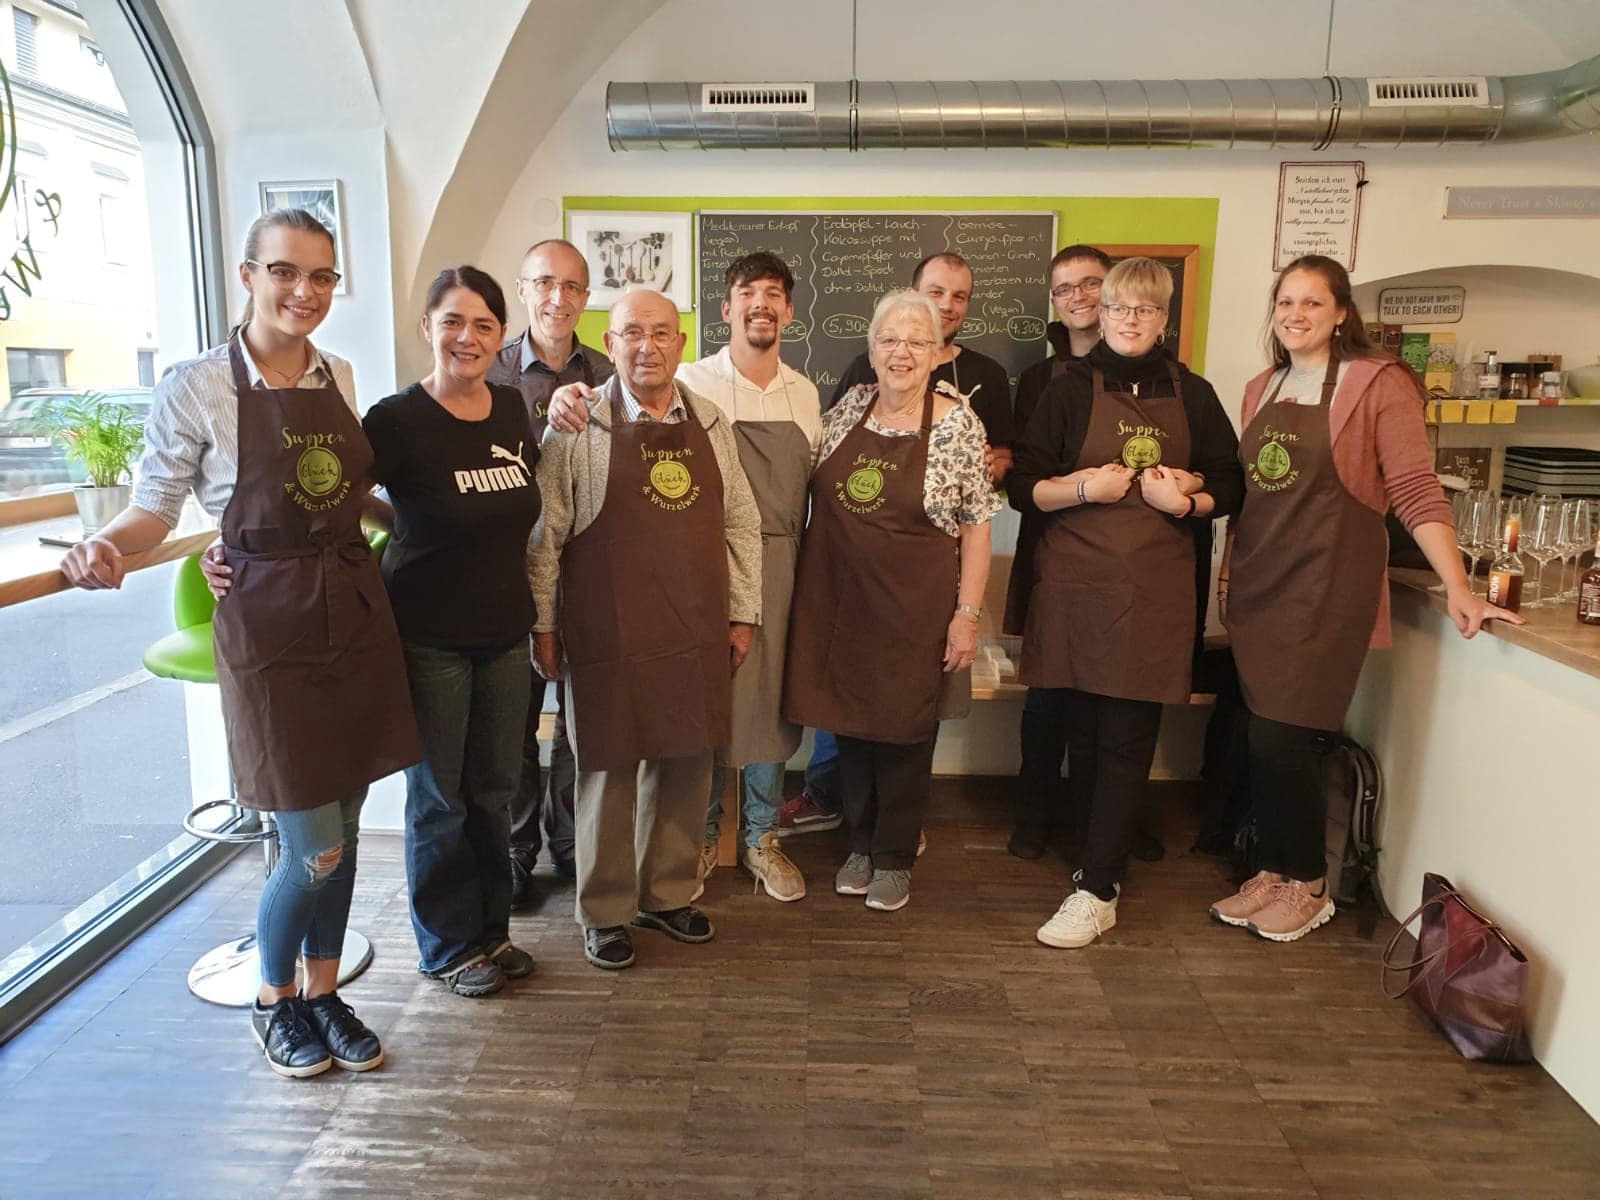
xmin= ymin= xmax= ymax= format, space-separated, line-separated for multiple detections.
xmin=1348 ymin=589 xmax=1600 ymax=1121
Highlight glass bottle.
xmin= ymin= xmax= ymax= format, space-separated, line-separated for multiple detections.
xmin=1486 ymin=510 xmax=1523 ymax=613
xmin=1579 ymin=535 xmax=1600 ymax=626
xmin=1477 ymin=351 xmax=1502 ymax=400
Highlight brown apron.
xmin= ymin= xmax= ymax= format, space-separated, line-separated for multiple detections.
xmin=559 ymin=384 xmax=730 ymax=772
xmin=728 ymin=420 xmax=810 ymax=766
xmin=1003 ymin=353 xmax=1074 ymax=635
xmin=211 ymin=332 xmax=421 ymax=812
xmin=1226 ymin=356 xmax=1388 ymax=731
xmin=1020 ymin=362 xmax=1195 ymax=704
xmin=784 ymin=390 xmax=964 ymax=745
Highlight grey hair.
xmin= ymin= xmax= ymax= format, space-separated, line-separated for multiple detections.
xmin=866 ymin=288 xmax=941 ymax=348
xmin=233 ymin=208 xmax=336 ymax=334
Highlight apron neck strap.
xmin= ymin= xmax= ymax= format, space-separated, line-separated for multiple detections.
xmin=920 ymin=387 xmax=934 ymax=432
xmin=1166 ymin=359 xmax=1184 ymax=401
xmin=1320 ymin=354 xmax=1341 ymax=405
xmin=606 ymin=380 xmax=627 ymax=428
xmin=226 ymin=330 xmax=255 ymax=395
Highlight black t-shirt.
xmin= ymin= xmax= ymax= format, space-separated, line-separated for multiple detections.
xmin=831 ymin=344 xmax=1015 ymax=447
xmin=363 ymin=382 xmax=541 ymax=648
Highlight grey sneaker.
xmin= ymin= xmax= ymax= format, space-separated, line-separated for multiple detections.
xmin=865 ymin=868 xmax=911 ymax=912
xmin=834 ymin=852 xmax=872 ymax=895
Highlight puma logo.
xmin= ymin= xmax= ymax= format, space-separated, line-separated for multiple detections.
xmin=490 ymin=441 xmax=528 ymax=475
xmin=934 ymin=379 xmax=981 ymax=405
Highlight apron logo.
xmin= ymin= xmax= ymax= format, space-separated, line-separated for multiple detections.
xmin=845 ymin=466 xmax=883 ymax=504
xmin=1121 ymin=435 xmax=1162 ymax=470
xmin=1255 ymin=440 xmax=1292 ymax=481
xmin=650 ymin=459 xmax=692 ymax=500
xmin=295 ymin=446 xmax=343 ymax=497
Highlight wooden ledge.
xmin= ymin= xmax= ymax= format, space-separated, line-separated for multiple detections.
xmin=0 ymin=529 xmax=218 ymax=611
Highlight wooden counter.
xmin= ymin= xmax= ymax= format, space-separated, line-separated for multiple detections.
xmin=1388 ymin=566 xmax=1600 ymax=682
xmin=0 ymin=508 xmax=216 ymax=610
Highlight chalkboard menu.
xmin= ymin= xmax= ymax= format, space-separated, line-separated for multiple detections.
xmin=697 ymin=211 xmax=1057 ymax=396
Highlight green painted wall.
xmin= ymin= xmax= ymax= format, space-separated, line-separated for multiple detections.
xmin=564 ymin=195 xmax=1219 ymax=373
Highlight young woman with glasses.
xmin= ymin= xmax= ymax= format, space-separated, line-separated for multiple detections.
xmin=1007 ymin=257 xmax=1243 ymax=950
xmin=60 ymin=208 xmax=420 ymax=1078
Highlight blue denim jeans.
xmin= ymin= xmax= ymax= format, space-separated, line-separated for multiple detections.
xmin=256 ymin=790 xmax=365 ymax=988
xmin=402 ymin=640 xmax=530 ymax=974
xmin=805 ymin=729 xmax=840 ymax=811
xmin=705 ymin=760 xmax=786 ymax=849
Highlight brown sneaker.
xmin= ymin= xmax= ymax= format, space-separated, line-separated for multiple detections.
xmin=1248 ymin=878 xmax=1335 ymax=942
xmin=743 ymin=831 xmax=806 ymax=902
xmin=1209 ymin=870 xmax=1279 ymax=928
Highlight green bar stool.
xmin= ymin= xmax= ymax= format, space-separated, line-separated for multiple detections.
xmin=143 ymin=542 xmax=381 ymax=1006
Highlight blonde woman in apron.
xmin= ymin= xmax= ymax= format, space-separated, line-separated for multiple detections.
xmin=61 ymin=209 xmax=420 ymax=1077
xmin=1213 ymin=255 xmax=1519 ymax=942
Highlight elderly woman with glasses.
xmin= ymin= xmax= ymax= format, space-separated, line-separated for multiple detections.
xmin=784 ymin=288 xmax=999 ymax=914
xmin=1008 ymin=257 xmax=1243 ymax=949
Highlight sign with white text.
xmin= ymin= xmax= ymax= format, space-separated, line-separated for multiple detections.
xmin=1274 ymin=161 xmax=1363 ymax=270
xmin=1378 ymin=286 xmax=1466 ymax=324
xmin=1445 ymin=187 xmax=1600 ymax=219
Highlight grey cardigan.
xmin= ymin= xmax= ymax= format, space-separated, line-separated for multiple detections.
xmin=528 ymin=375 xmax=763 ymax=633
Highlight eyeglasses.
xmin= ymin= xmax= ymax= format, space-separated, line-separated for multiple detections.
xmin=1050 ymin=278 xmax=1103 ymax=299
xmin=1101 ymin=302 xmax=1166 ymax=322
xmin=615 ymin=329 xmax=680 ymax=348
xmin=520 ymin=276 xmax=589 ymax=298
xmin=873 ymin=335 xmax=937 ymax=355
xmin=247 ymin=260 xmax=341 ymax=292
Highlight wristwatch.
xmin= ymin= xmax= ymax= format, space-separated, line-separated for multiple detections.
xmin=955 ymin=603 xmax=983 ymax=619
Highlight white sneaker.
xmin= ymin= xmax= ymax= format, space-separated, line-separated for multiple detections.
xmin=691 ymin=841 xmax=718 ymax=902
xmin=1036 ymin=887 xmax=1118 ymax=949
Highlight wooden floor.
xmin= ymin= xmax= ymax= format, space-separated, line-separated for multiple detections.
xmin=2 ymin=781 xmax=1597 ymax=1200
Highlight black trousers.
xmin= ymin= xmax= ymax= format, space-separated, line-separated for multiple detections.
xmin=1247 ymin=712 xmax=1332 ymax=882
xmin=509 ymin=676 xmax=576 ymax=866
xmin=1061 ymin=690 xmax=1163 ymax=896
xmin=1016 ymin=686 xmax=1072 ymax=832
xmin=836 ymin=733 xmax=936 ymax=871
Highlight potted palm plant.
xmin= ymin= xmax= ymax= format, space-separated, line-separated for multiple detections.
xmin=39 ymin=391 xmax=145 ymax=535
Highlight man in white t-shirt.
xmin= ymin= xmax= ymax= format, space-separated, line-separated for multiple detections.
xmin=547 ymin=252 xmax=820 ymax=902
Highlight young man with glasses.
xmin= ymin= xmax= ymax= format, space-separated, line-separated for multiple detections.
xmin=488 ymin=238 xmax=614 ymax=908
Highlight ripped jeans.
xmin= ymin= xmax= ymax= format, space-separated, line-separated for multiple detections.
xmin=255 ymin=791 xmax=365 ymax=988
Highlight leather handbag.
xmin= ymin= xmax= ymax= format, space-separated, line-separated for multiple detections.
xmin=1381 ymin=871 xmax=1533 ymax=1064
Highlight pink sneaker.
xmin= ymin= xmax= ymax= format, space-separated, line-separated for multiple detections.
xmin=1248 ymin=878 xmax=1335 ymax=942
xmin=775 ymin=791 xmax=842 ymax=837
xmin=1208 ymin=870 xmax=1278 ymax=928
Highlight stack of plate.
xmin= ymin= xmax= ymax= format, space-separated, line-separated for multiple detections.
xmin=1503 ymin=446 xmax=1600 ymax=497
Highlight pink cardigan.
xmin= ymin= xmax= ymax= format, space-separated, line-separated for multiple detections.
xmin=1239 ymin=357 xmax=1454 ymax=648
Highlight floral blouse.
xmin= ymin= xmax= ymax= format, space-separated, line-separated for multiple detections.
xmin=818 ymin=385 xmax=1002 ymax=537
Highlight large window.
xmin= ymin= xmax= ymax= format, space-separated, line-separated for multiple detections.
xmin=0 ymin=0 xmax=221 ymax=1040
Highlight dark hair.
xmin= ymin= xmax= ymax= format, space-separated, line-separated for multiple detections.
xmin=1049 ymin=243 xmax=1112 ymax=274
xmin=234 ymin=208 xmax=336 ymax=333
xmin=910 ymin=251 xmax=970 ymax=287
xmin=423 ymin=265 xmax=508 ymax=326
xmin=1265 ymin=255 xmax=1383 ymax=369
xmin=724 ymin=251 xmax=794 ymax=300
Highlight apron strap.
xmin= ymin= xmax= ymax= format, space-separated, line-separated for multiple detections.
xmin=226 ymin=331 xmax=255 ymax=395
xmin=606 ymin=381 xmax=627 ymax=428
xmin=1165 ymin=360 xmax=1184 ymax=404
xmin=1320 ymin=353 xmax=1342 ymax=405
xmin=920 ymin=387 xmax=934 ymax=433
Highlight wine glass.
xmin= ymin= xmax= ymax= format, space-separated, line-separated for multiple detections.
xmin=1456 ymin=489 xmax=1496 ymax=592
xmin=1521 ymin=498 xmax=1564 ymax=606
xmin=1560 ymin=499 xmax=1596 ymax=601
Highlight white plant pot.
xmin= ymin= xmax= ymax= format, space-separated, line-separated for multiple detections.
xmin=75 ymin=483 xmax=131 ymax=537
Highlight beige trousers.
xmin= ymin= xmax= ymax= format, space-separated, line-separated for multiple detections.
xmin=571 ymin=744 xmax=712 ymax=930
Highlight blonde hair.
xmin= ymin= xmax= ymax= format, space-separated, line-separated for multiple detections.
xmin=233 ymin=208 xmax=336 ymax=334
xmin=867 ymin=288 xmax=941 ymax=347
xmin=1101 ymin=257 xmax=1173 ymax=310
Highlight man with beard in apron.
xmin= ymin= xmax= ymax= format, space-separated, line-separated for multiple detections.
xmin=488 ymin=238 xmax=614 ymax=906
xmin=529 ymin=290 xmax=762 ymax=970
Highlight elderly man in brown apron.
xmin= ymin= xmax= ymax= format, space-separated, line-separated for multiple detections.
xmin=529 ymin=290 xmax=762 ymax=970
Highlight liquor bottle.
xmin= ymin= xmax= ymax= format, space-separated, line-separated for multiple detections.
xmin=1486 ymin=511 xmax=1523 ymax=612
xmin=1477 ymin=351 xmax=1502 ymax=400
xmin=1579 ymin=536 xmax=1600 ymax=626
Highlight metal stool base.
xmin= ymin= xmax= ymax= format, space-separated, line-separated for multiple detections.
xmin=187 ymin=929 xmax=374 ymax=1007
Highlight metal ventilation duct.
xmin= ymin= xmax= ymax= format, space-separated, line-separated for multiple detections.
xmin=605 ymin=54 xmax=1600 ymax=150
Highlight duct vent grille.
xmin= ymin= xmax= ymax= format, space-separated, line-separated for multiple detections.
xmin=701 ymin=83 xmax=815 ymax=112
xmin=1367 ymin=76 xmax=1490 ymax=106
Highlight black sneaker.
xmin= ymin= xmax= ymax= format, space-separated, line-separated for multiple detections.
xmin=509 ymin=854 xmax=536 ymax=910
xmin=1007 ymin=823 xmax=1047 ymax=860
xmin=251 ymin=996 xmax=332 ymax=1079
xmin=583 ymin=925 xmax=635 ymax=970
xmin=632 ymin=906 xmax=715 ymax=943
xmin=303 ymin=991 xmax=384 ymax=1072
xmin=1129 ymin=827 xmax=1166 ymax=863
xmin=485 ymin=939 xmax=536 ymax=979
xmin=552 ymin=852 xmax=577 ymax=880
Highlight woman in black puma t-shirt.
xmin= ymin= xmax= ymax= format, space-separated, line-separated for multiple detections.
xmin=363 ymin=266 xmax=541 ymax=999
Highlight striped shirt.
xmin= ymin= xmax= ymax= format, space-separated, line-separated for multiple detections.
xmin=131 ymin=340 xmax=358 ymax=527
xmin=617 ymin=377 xmax=688 ymax=424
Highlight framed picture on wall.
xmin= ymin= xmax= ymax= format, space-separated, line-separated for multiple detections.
xmin=566 ymin=209 xmax=693 ymax=311
xmin=258 ymin=179 xmax=347 ymax=293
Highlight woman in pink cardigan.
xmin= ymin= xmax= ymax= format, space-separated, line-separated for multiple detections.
xmin=1210 ymin=255 xmax=1519 ymax=942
